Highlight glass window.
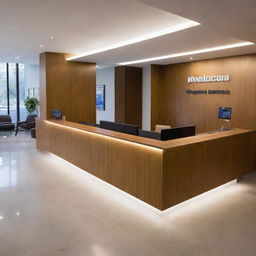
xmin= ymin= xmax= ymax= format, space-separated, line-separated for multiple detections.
xmin=8 ymin=63 xmax=17 ymax=122
xmin=0 ymin=63 xmax=39 ymax=123
xmin=19 ymin=64 xmax=26 ymax=121
xmin=0 ymin=63 xmax=7 ymax=115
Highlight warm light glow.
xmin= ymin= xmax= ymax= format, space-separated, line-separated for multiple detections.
xmin=118 ymin=42 xmax=254 ymax=65
xmin=0 ymin=216 xmax=3 ymax=220
xmin=49 ymin=152 xmax=237 ymax=215
xmin=162 ymin=179 xmax=237 ymax=215
xmin=49 ymin=152 xmax=163 ymax=214
xmin=44 ymin=120 xmax=163 ymax=153
xmin=66 ymin=21 xmax=200 ymax=61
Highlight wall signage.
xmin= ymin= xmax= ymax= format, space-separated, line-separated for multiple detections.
xmin=186 ymin=74 xmax=231 ymax=95
xmin=186 ymin=90 xmax=230 ymax=95
xmin=187 ymin=75 xmax=230 ymax=83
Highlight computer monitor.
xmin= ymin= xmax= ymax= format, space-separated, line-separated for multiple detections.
xmin=99 ymin=120 xmax=139 ymax=135
xmin=218 ymin=107 xmax=232 ymax=120
xmin=161 ymin=126 xmax=196 ymax=141
xmin=52 ymin=109 xmax=62 ymax=119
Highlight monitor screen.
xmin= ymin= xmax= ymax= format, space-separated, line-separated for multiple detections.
xmin=52 ymin=109 xmax=62 ymax=119
xmin=218 ymin=107 xmax=232 ymax=120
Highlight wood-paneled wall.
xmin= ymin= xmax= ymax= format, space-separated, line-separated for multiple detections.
xmin=115 ymin=66 xmax=142 ymax=128
xmin=40 ymin=52 xmax=96 ymax=123
xmin=151 ymin=54 xmax=256 ymax=133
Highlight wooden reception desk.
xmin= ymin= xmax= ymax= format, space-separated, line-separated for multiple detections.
xmin=36 ymin=119 xmax=256 ymax=210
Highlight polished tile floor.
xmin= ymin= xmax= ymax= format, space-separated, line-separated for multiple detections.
xmin=0 ymin=133 xmax=256 ymax=256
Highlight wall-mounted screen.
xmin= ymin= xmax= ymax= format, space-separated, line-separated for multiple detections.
xmin=218 ymin=107 xmax=232 ymax=120
xmin=96 ymin=84 xmax=105 ymax=111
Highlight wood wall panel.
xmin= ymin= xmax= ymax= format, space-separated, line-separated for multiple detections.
xmin=40 ymin=52 xmax=96 ymax=123
xmin=39 ymin=53 xmax=47 ymax=120
xmin=151 ymin=65 xmax=166 ymax=131
xmin=151 ymin=54 xmax=256 ymax=133
xmin=115 ymin=66 xmax=142 ymax=127
xmin=114 ymin=66 xmax=125 ymax=123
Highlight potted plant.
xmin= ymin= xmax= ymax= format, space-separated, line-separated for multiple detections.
xmin=24 ymin=97 xmax=40 ymax=114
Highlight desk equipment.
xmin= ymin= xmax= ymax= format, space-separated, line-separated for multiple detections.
xmin=52 ymin=109 xmax=62 ymax=120
xmin=99 ymin=120 xmax=138 ymax=135
xmin=218 ymin=107 xmax=232 ymax=130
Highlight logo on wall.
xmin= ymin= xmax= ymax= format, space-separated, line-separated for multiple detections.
xmin=187 ymin=75 xmax=230 ymax=83
xmin=186 ymin=74 xmax=231 ymax=95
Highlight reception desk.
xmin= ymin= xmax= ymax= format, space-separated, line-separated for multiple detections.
xmin=36 ymin=119 xmax=256 ymax=210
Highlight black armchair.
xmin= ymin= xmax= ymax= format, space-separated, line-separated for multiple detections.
xmin=0 ymin=115 xmax=15 ymax=131
xmin=15 ymin=114 xmax=37 ymax=136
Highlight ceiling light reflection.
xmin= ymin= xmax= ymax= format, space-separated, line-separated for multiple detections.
xmin=118 ymin=42 xmax=254 ymax=65
xmin=66 ymin=21 xmax=200 ymax=61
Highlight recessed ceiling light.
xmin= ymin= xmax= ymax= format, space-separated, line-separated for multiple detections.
xmin=118 ymin=42 xmax=254 ymax=65
xmin=40 ymin=44 xmax=44 ymax=48
xmin=50 ymin=36 xmax=54 ymax=40
xmin=0 ymin=216 xmax=3 ymax=220
xmin=66 ymin=20 xmax=200 ymax=61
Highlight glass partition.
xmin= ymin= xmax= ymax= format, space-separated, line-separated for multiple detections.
xmin=0 ymin=64 xmax=7 ymax=115
xmin=19 ymin=64 xmax=26 ymax=121
xmin=0 ymin=63 xmax=39 ymax=123
xmin=8 ymin=63 xmax=17 ymax=122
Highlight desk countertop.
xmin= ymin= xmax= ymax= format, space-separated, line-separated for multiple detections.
xmin=46 ymin=120 xmax=255 ymax=150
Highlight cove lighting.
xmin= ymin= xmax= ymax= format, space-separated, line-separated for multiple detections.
xmin=49 ymin=152 xmax=237 ymax=216
xmin=162 ymin=179 xmax=237 ymax=215
xmin=118 ymin=41 xmax=254 ymax=65
xmin=66 ymin=21 xmax=200 ymax=61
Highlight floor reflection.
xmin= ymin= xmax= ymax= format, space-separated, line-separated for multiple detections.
xmin=0 ymin=152 xmax=17 ymax=188
xmin=0 ymin=131 xmax=14 ymax=137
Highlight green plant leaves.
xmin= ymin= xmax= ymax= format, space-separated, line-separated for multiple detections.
xmin=24 ymin=97 xmax=40 ymax=114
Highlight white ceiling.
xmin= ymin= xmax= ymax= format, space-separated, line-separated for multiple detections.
xmin=0 ymin=0 xmax=255 ymax=66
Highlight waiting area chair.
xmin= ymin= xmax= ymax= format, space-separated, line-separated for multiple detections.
xmin=0 ymin=115 xmax=15 ymax=131
xmin=15 ymin=114 xmax=37 ymax=136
